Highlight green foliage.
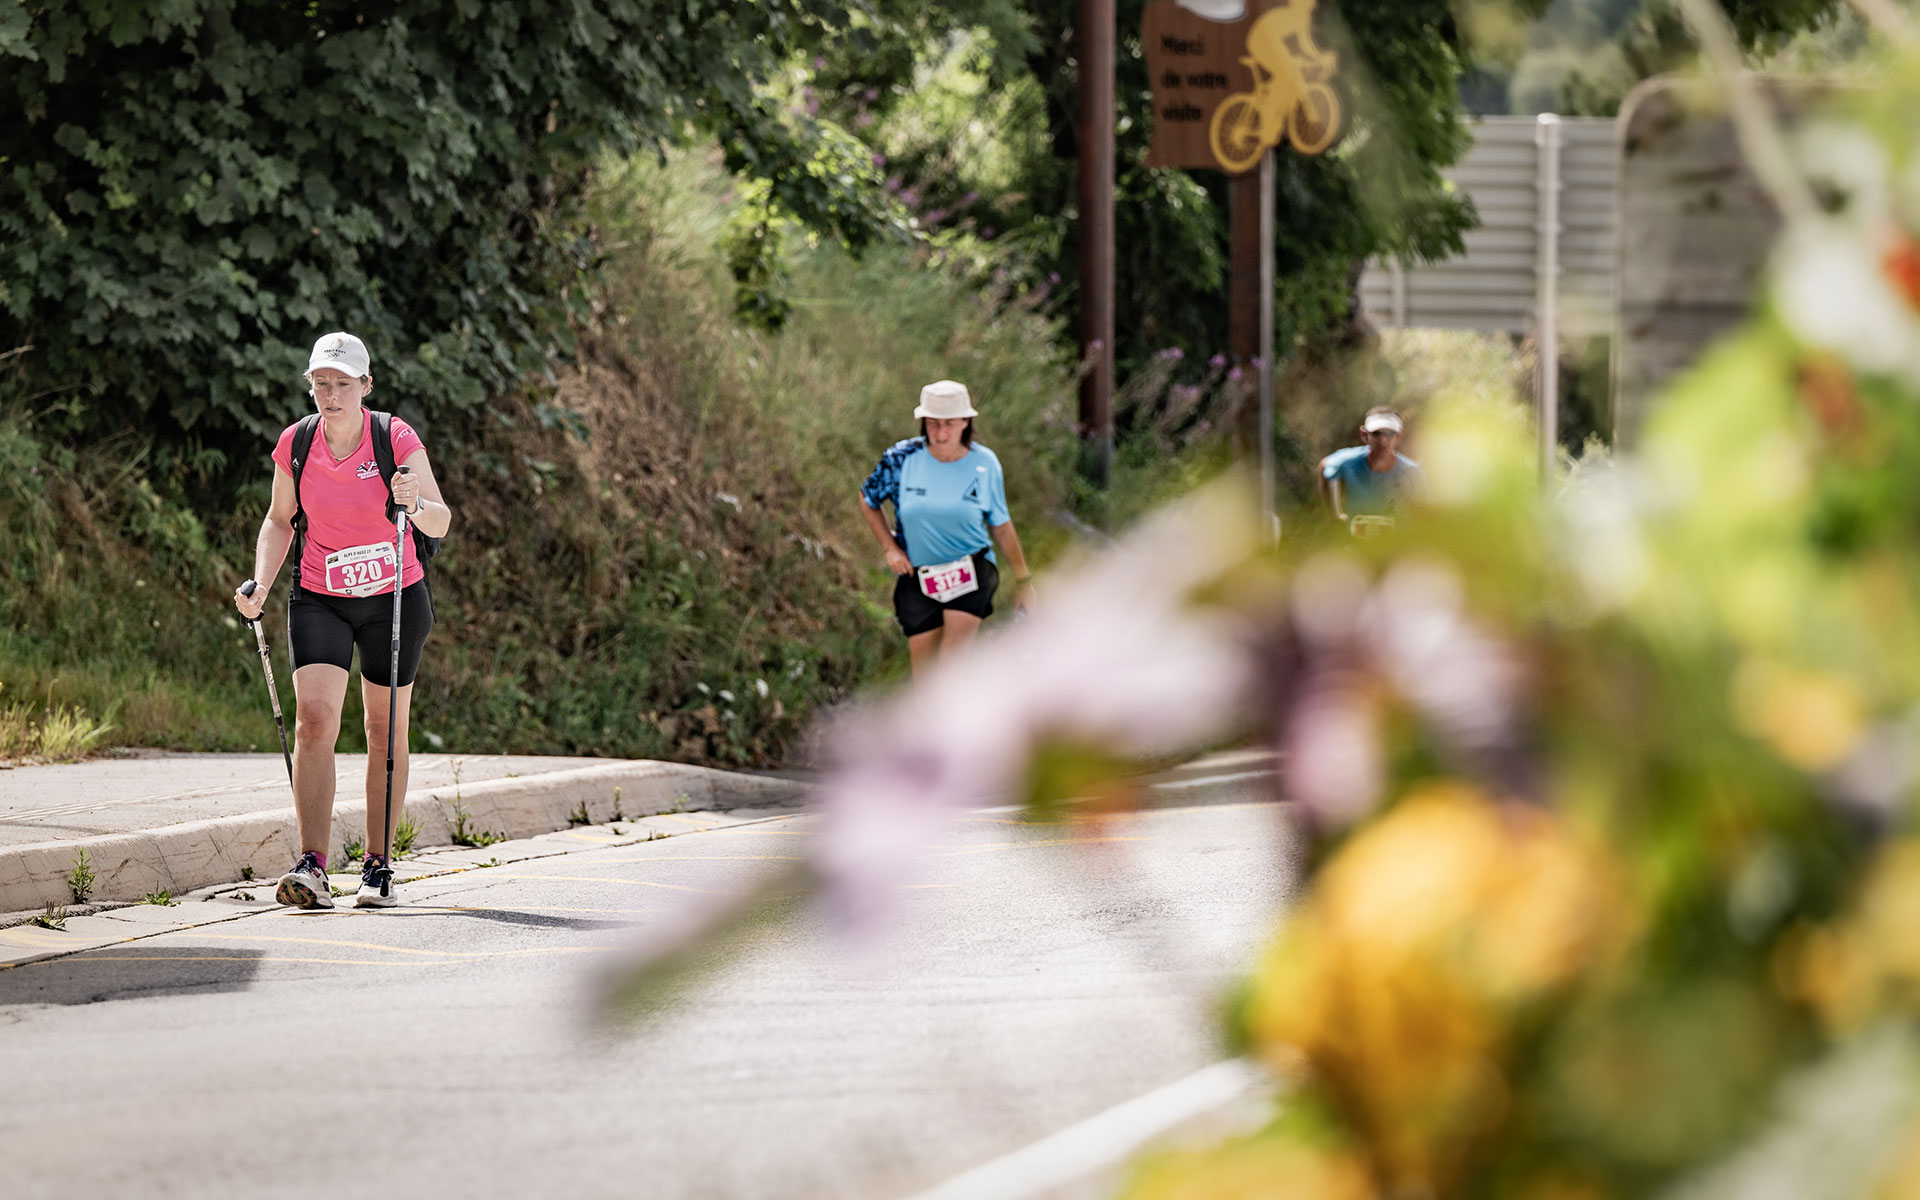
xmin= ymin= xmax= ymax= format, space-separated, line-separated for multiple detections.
xmin=1466 ymin=0 xmax=1851 ymax=117
xmin=0 ymin=0 xmax=1024 ymax=461
xmin=820 ymin=0 xmax=1551 ymax=464
xmin=31 ymin=904 xmax=67 ymax=931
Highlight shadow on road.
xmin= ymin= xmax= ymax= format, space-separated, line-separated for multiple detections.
xmin=381 ymin=906 xmax=640 ymax=932
xmin=0 ymin=946 xmax=267 ymax=1007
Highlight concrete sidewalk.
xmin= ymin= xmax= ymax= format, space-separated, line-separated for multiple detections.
xmin=0 ymin=750 xmax=809 ymax=916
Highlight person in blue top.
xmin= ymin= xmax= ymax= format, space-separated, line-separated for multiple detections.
xmin=1319 ymin=406 xmax=1425 ymax=535
xmin=860 ymin=380 xmax=1036 ymax=674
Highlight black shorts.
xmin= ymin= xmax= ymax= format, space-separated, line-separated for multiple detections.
xmin=287 ymin=581 xmax=435 ymax=688
xmin=892 ymin=551 xmax=997 ymax=638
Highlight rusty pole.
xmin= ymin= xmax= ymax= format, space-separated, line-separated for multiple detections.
xmin=1078 ymin=0 xmax=1115 ymax=486
xmin=1227 ymin=151 xmax=1276 ymax=535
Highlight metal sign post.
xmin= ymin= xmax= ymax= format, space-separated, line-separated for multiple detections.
xmin=1078 ymin=0 xmax=1116 ymax=487
xmin=1535 ymin=113 xmax=1562 ymax=484
xmin=1145 ymin=0 xmax=1340 ymax=536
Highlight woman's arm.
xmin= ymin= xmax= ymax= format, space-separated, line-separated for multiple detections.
xmin=394 ymin=449 xmax=452 ymax=539
xmin=235 ymin=465 xmax=299 ymax=618
xmin=989 ymin=520 xmax=1035 ymax=611
xmin=860 ymin=498 xmax=913 ymax=576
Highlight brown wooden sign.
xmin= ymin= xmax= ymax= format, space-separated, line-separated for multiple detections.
xmin=1143 ymin=0 xmax=1342 ymax=174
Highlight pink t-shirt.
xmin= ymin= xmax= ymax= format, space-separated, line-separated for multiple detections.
xmin=272 ymin=411 xmax=427 ymax=597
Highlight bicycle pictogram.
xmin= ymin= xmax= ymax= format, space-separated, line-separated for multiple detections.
xmin=1208 ymin=0 xmax=1341 ymax=172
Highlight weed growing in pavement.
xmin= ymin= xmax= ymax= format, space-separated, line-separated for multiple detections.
xmin=142 ymin=889 xmax=175 ymax=906
xmin=240 ymin=865 xmax=254 ymax=881
xmin=568 ymin=800 xmax=591 ymax=827
xmin=393 ymin=812 xmax=421 ymax=856
xmin=342 ymin=836 xmax=365 ymax=863
xmin=331 ymin=884 xmax=352 ymax=897
xmin=479 ymin=856 xmax=502 ymax=868
xmin=31 ymin=904 xmax=66 ymax=930
xmin=611 ymin=786 xmax=625 ymax=822
xmin=611 ymin=825 xmax=624 ymax=835
xmin=670 ymin=793 xmax=690 ymax=814
xmin=233 ymin=891 xmax=255 ymax=902
xmin=447 ymin=797 xmax=505 ymax=848
xmin=67 ymin=847 xmax=95 ymax=903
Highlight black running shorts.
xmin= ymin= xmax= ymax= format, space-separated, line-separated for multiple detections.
xmin=892 ymin=551 xmax=998 ymax=638
xmin=287 ymin=581 xmax=435 ymax=687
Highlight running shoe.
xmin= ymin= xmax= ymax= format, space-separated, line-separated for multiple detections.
xmin=275 ymin=852 xmax=333 ymax=909
xmin=354 ymin=855 xmax=397 ymax=908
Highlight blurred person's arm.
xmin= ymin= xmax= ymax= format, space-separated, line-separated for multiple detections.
xmin=860 ymin=498 xmax=912 ymax=576
xmin=989 ymin=520 xmax=1034 ymax=614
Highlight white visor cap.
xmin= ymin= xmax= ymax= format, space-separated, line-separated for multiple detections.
xmin=914 ymin=379 xmax=978 ymax=420
xmin=307 ymin=332 xmax=371 ymax=379
xmin=1362 ymin=411 xmax=1403 ymax=434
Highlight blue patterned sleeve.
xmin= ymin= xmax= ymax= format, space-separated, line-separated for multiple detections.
xmin=860 ymin=438 xmax=923 ymax=510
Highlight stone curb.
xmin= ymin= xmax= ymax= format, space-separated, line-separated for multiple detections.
xmin=0 ymin=761 xmax=808 ymax=915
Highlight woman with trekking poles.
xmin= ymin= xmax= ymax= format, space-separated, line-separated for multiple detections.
xmin=859 ymin=379 xmax=1035 ymax=676
xmin=232 ymin=332 xmax=451 ymax=910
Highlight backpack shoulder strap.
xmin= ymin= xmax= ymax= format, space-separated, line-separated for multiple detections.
xmin=287 ymin=414 xmax=321 ymax=588
xmin=369 ymin=410 xmax=398 ymax=521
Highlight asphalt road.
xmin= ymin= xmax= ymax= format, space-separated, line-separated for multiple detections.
xmin=1 ymin=789 xmax=1299 ymax=1200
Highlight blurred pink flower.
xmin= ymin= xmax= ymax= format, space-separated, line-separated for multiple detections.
xmin=816 ymin=483 xmax=1263 ymax=930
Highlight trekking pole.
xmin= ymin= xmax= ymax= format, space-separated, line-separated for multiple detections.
xmin=238 ymin=580 xmax=294 ymax=786
xmin=381 ymin=467 xmax=410 ymax=878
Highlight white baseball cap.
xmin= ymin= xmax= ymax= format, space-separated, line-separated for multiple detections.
xmin=914 ymin=380 xmax=978 ymax=420
xmin=306 ymin=332 xmax=371 ymax=378
xmin=1362 ymin=410 xmax=1403 ymax=433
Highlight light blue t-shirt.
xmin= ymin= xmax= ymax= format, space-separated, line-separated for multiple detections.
xmin=861 ymin=438 xmax=1011 ymax=568
xmin=1322 ymin=445 xmax=1424 ymax=517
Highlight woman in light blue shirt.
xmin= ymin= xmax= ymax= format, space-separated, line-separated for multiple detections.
xmin=859 ymin=380 xmax=1036 ymax=675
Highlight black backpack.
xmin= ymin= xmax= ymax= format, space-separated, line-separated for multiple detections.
xmin=288 ymin=411 xmax=442 ymax=587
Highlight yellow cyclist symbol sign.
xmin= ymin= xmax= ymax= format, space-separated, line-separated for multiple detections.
xmin=1209 ymin=1 xmax=1341 ymax=171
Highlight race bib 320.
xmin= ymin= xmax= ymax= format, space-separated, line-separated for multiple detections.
xmin=324 ymin=541 xmax=399 ymax=597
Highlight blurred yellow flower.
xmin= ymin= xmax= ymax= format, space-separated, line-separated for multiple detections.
xmin=1123 ymin=1134 xmax=1375 ymax=1200
xmin=1778 ymin=840 xmax=1920 ymax=1031
xmin=1873 ymin=1113 xmax=1920 ymax=1200
xmin=1732 ymin=659 xmax=1868 ymax=772
xmin=1243 ymin=784 xmax=1626 ymax=1190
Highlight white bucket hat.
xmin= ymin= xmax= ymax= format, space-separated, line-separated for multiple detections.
xmin=914 ymin=379 xmax=978 ymax=419
xmin=306 ymin=331 xmax=371 ymax=379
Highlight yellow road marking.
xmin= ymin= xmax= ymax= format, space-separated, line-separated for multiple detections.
xmin=486 ymin=873 xmax=720 ymax=893
xmin=191 ymin=932 xmax=570 ymax=958
xmin=12 ymin=947 xmax=613 ymax=969
xmin=432 ymin=905 xmax=660 ymax=916
xmin=647 ymin=852 xmax=803 ymax=860
xmin=1 ymin=927 xmax=82 ymax=948
xmin=942 ymin=836 xmax=1148 ymax=854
